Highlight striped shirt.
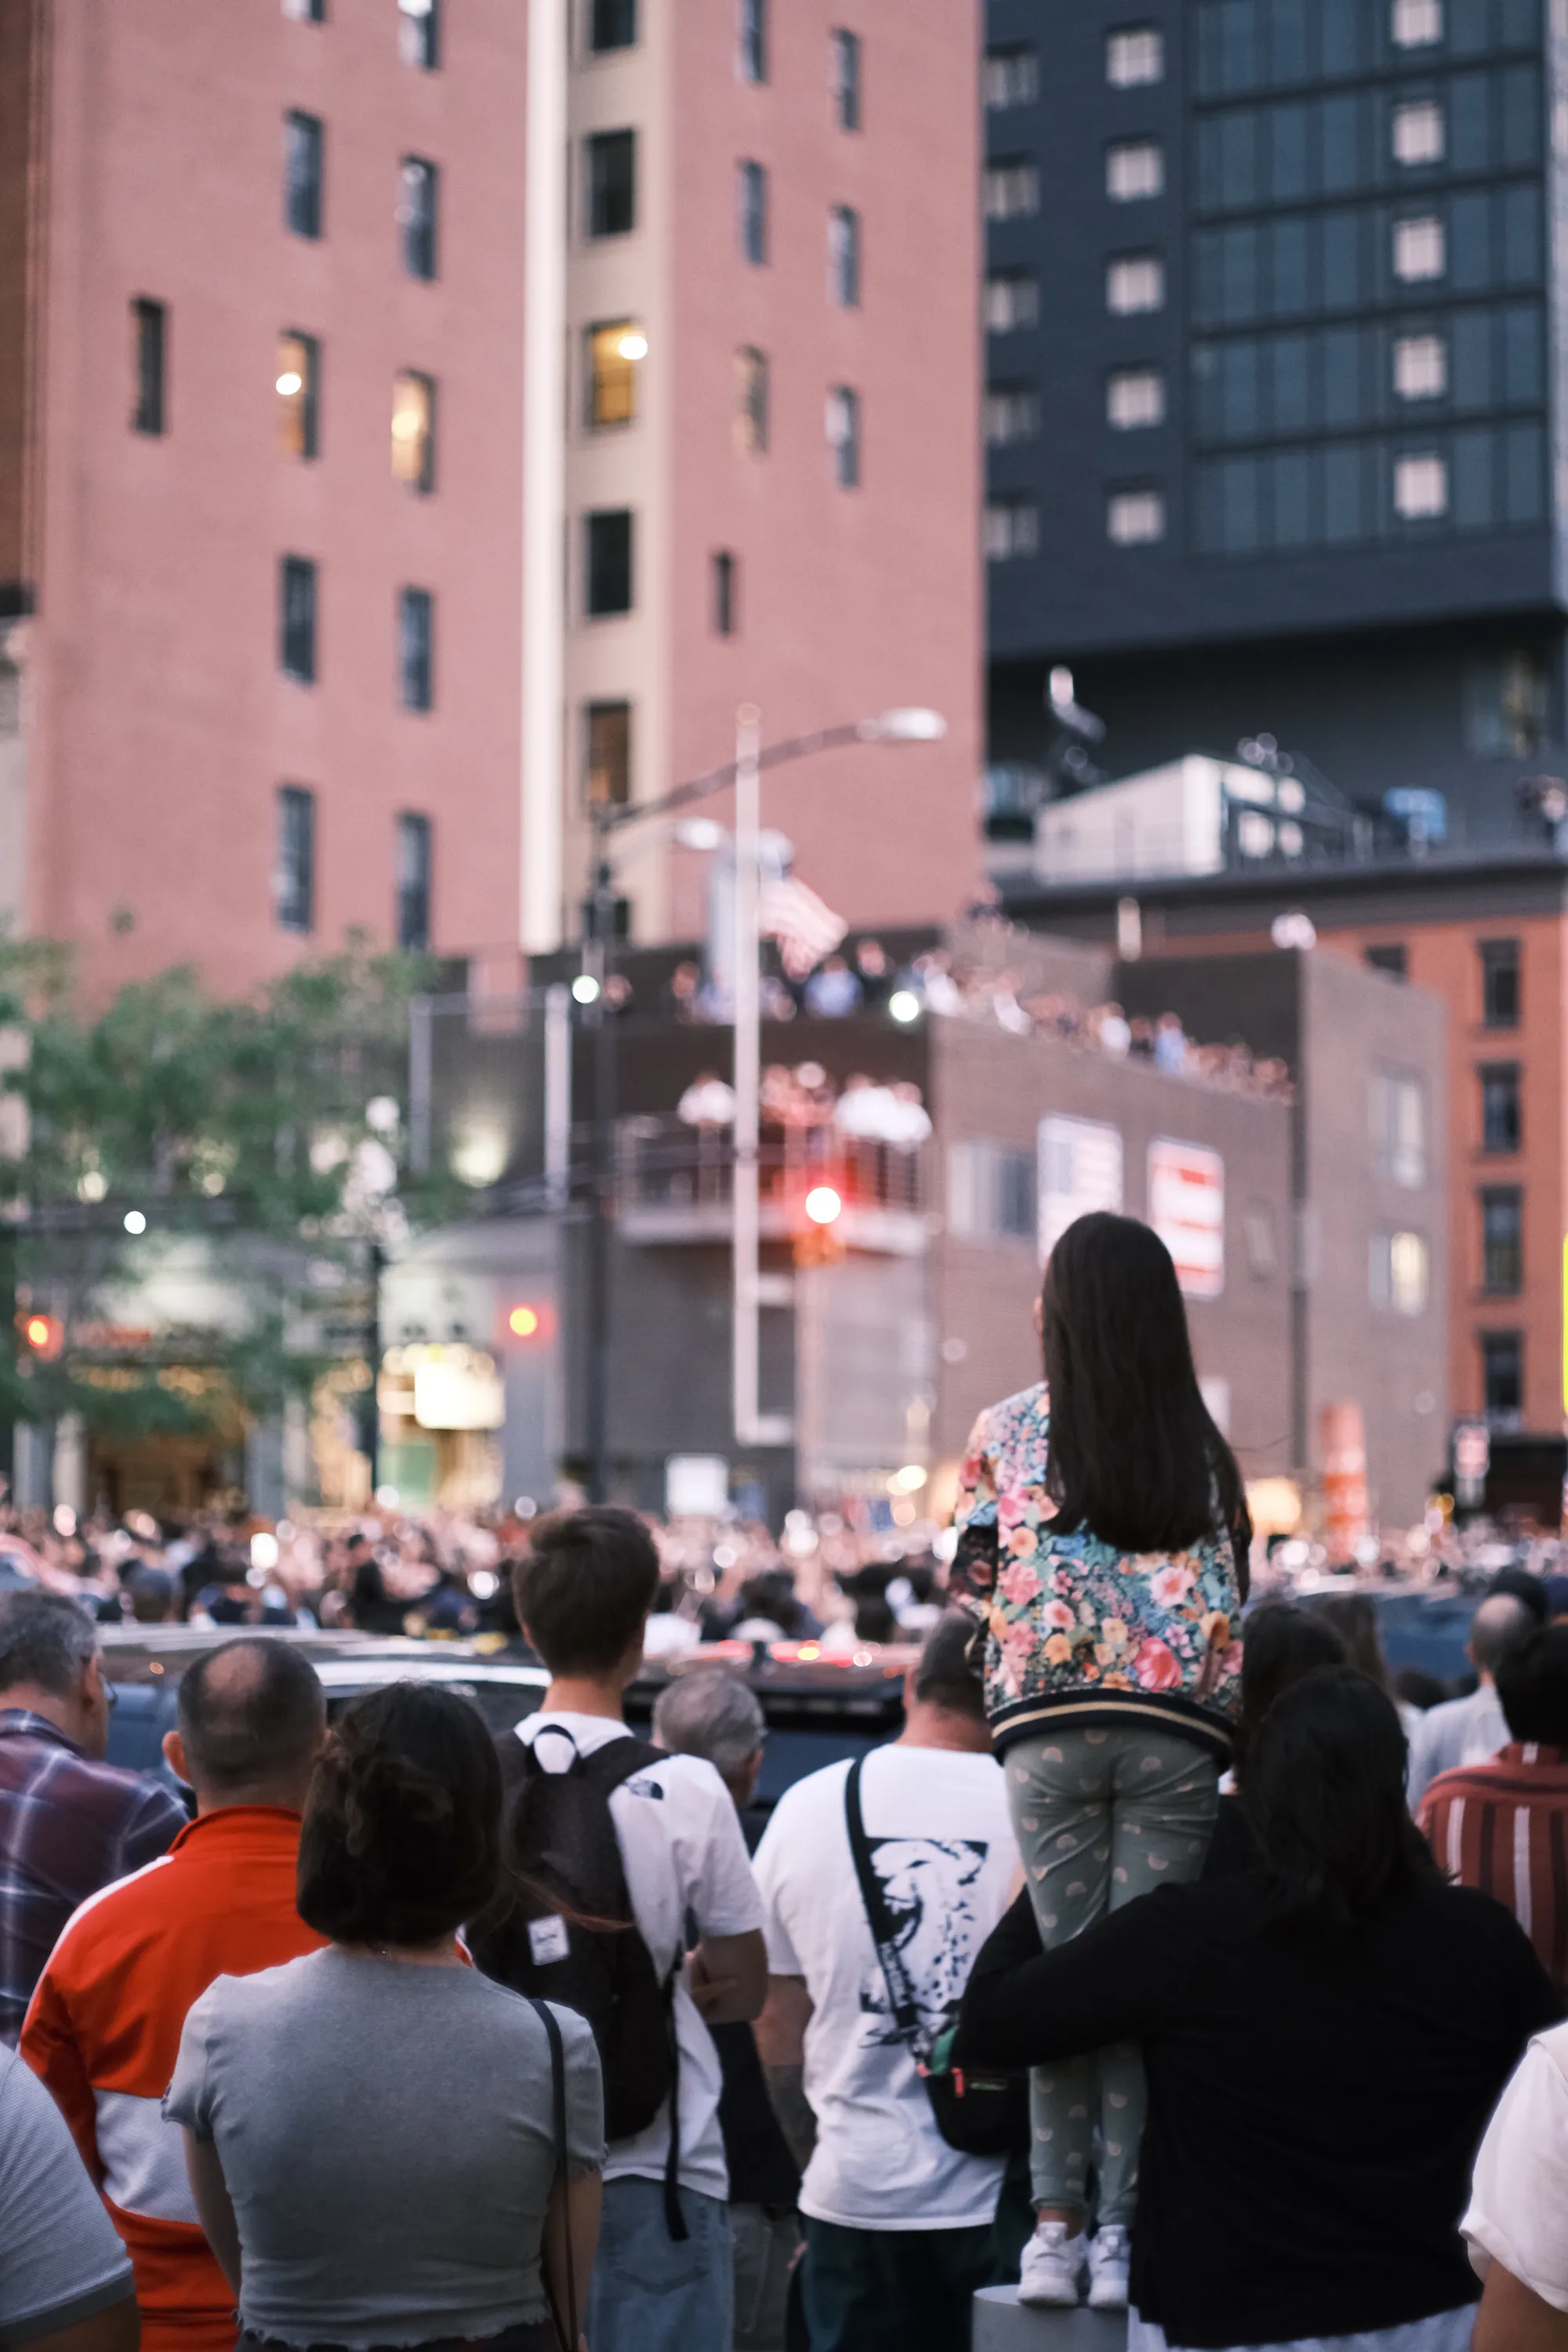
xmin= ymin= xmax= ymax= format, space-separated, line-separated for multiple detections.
xmin=1417 ymin=1742 xmax=1568 ymax=1994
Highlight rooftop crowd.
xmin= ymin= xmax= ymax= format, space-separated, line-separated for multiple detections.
xmin=3 ymin=1213 xmax=1568 ymax=2352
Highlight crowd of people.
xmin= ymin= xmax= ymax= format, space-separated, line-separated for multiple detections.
xmin=3 ymin=1210 xmax=1568 ymax=2352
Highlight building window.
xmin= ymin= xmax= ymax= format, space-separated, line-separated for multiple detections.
xmin=826 ymin=386 xmax=860 ymax=488
xmin=985 ymin=272 xmax=1040 ymax=333
xmin=585 ymin=322 xmax=644 ymax=430
xmin=589 ymin=0 xmax=637 ymax=50
xmin=397 ymin=588 xmax=434 ymax=711
xmin=985 ymin=383 xmax=1040 ymax=445
xmin=1107 ymin=254 xmax=1165 ymax=314
xmin=828 ymin=205 xmax=861 ymax=307
xmin=1394 ymin=333 xmax=1446 ymax=401
xmin=399 ymin=157 xmax=439 ymax=278
xmin=832 ymin=29 xmax=862 ymax=129
xmin=949 ymin=1141 xmax=1036 ymax=1242
xmin=1394 ymin=452 xmax=1447 ymax=519
xmin=281 ymin=0 xmax=325 ymax=19
xmin=396 ymin=813 xmax=433 ymax=949
xmin=1107 ymin=140 xmax=1163 ymax=201
xmin=984 ymin=47 xmax=1039 ymax=108
xmin=739 ymin=0 xmax=767 ymax=82
xmin=1393 ymin=215 xmax=1445 ymax=282
xmin=1365 ymin=942 xmax=1408 ymax=980
xmin=1370 ymin=1229 xmax=1430 ymax=1316
xmin=1108 ymin=368 xmax=1165 ymax=429
xmin=131 ymin=299 xmax=167 ymax=435
xmin=1107 ymin=488 xmax=1165 ymax=544
xmin=275 ymin=787 xmax=316 ymax=932
xmin=1480 ymin=1064 xmax=1522 ymax=1154
xmin=1466 ymin=651 xmax=1548 ymax=758
xmin=735 ymin=347 xmax=769 ymax=455
xmin=390 ymin=371 xmax=436 ymax=490
xmin=284 ymin=111 xmax=324 ymax=239
xmin=1371 ymin=1067 xmax=1426 ymax=1185
xmin=585 ymin=700 xmax=632 ymax=808
xmin=585 ymin=510 xmax=633 ymax=615
xmin=279 ymin=556 xmax=318 ymax=683
xmin=1481 ymin=1187 xmax=1523 ymax=1294
xmin=1481 ymin=1330 xmax=1523 ymax=1425
xmin=1392 ymin=100 xmax=1444 ymax=168
xmin=1106 ymin=26 xmax=1163 ymax=87
xmin=1480 ymin=937 xmax=1521 ymax=1029
xmin=1392 ymin=0 xmax=1443 ymax=45
xmin=738 ymin=159 xmax=768 ymax=263
xmin=712 ymin=550 xmax=738 ymax=636
xmin=586 ymin=130 xmax=636 ymax=239
xmin=985 ymin=496 xmax=1040 ymax=560
xmin=398 ymin=0 xmax=440 ymax=70
xmin=278 ymin=332 xmax=320 ymax=460
xmin=983 ymin=159 xmax=1040 ymax=221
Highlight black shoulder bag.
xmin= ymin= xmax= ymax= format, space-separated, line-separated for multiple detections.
xmin=843 ymin=1755 xmax=1027 ymax=2160
xmin=528 ymin=1996 xmax=580 ymax=2352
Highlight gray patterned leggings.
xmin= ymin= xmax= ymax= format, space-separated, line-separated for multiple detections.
xmin=1005 ymin=1724 xmax=1219 ymax=2225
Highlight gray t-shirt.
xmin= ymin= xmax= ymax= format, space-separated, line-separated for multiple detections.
xmin=0 ymin=2043 xmax=132 ymax=2346
xmin=165 ymin=1947 xmax=603 ymax=2348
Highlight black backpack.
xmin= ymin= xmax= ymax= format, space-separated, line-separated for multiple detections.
xmin=468 ymin=1728 xmax=689 ymax=2234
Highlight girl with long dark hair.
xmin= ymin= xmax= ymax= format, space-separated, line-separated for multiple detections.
xmin=950 ymin=1210 xmax=1248 ymax=2310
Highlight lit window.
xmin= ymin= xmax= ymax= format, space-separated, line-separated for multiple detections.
xmin=985 ymin=496 xmax=1040 ymax=560
xmin=1392 ymin=100 xmax=1444 ymax=166
xmin=585 ymin=510 xmax=633 ymax=615
xmin=589 ymin=0 xmax=637 ymax=51
xmin=1107 ymin=26 xmax=1163 ymax=86
xmin=1395 ymin=452 xmax=1447 ymax=518
xmin=398 ymin=0 xmax=440 ymax=70
xmin=278 ymin=332 xmax=320 ymax=459
xmin=399 ymin=157 xmax=439 ymax=278
xmin=1107 ymin=140 xmax=1163 ymax=201
xmin=1371 ymin=1068 xmax=1427 ymax=1185
xmin=585 ymin=700 xmax=631 ymax=808
xmin=280 ymin=556 xmax=318 ymax=683
xmin=281 ymin=0 xmax=325 ymax=18
xmin=985 ymin=273 xmax=1040 ymax=332
xmin=1370 ymin=1231 xmax=1429 ymax=1315
xmin=1107 ymin=368 xmax=1165 ymax=429
xmin=984 ymin=160 xmax=1040 ymax=220
xmin=397 ymin=586 xmax=434 ymax=711
xmin=1107 ymin=488 xmax=1165 ymax=544
xmin=826 ymin=386 xmax=860 ymax=488
xmin=828 ymin=206 xmax=861 ymax=307
xmin=832 ymin=29 xmax=862 ymax=129
xmin=585 ymin=321 xmax=644 ymax=429
xmin=739 ymin=0 xmax=767 ymax=82
xmin=1106 ymin=254 xmax=1164 ymax=314
xmin=739 ymin=160 xmax=768 ymax=263
xmin=397 ymin=813 xmax=433 ymax=950
xmin=1394 ymin=333 xmax=1446 ymax=400
xmin=1394 ymin=215 xmax=1445 ymax=281
xmin=586 ymin=131 xmax=635 ymax=239
xmin=1392 ymin=0 xmax=1443 ymax=45
xmin=735 ymin=347 xmax=769 ymax=456
xmin=392 ymin=370 xmax=436 ymax=489
xmin=132 ymin=299 xmax=167 ymax=435
xmin=984 ymin=47 xmax=1039 ymax=107
xmin=712 ymin=550 xmax=738 ymax=636
xmin=275 ymin=786 xmax=315 ymax=932
xmin=984 ymin=383 xmax=1040 ymax=445
xmin=284 ymin=111 xmax=324 ymax=239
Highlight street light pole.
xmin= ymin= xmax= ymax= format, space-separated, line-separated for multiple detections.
xmin=731 ymin=706 xmax=763 ymax=1449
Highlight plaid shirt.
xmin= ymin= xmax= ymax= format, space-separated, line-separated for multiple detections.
xmin=0 ymin=1710 xmax=186 ymax=2045
xmin=1419 ymin=1741 xmax=1568 ymax=1996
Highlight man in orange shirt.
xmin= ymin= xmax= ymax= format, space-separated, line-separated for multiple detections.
xmin=23 ymin=1638 xmax=328 ymax=2352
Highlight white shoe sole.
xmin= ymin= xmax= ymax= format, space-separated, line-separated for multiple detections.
xmin=1018 ymin=2277 xmax=1083 ymax=2309
xmin=1087 ymin=2280 xmax=1129 ymax=2311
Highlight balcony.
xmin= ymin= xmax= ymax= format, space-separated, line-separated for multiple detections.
xmin=615 ymin=1116 xmax=929 ymax=1255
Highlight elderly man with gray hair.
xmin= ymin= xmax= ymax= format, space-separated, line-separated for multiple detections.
xmin=0 ymin=1589 xmax=185 ymax=2043
xmin=655 ymin=1668 xmax=799 ymax=2352
xmin=1407 ymin=1591 xmax=1539 ymax=1806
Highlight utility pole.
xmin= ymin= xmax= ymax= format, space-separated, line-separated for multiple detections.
xmin=731 ymin=706 xmax=762 ymax=1450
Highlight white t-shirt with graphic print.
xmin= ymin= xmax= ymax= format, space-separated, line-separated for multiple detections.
xmin=754 ymin=1744 xmax=1018 ymax=2232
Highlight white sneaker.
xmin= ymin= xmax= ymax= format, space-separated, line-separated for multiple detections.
xmin=1017 ymin=2220 xmax=1087 ymax=2307
xmin=1087 ymin=2223 xmax=1131 ymax=2310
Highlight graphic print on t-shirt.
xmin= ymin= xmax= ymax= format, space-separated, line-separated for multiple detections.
xmin=858 ymin=1837 xmax=989 ymax=2055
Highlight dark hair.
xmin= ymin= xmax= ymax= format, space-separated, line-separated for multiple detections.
xmin=297 ymin=1682 xmax=501 ymax=1945
xmin=1392 ymin=1665 xmax=1449 ymax=1713
xmin=1041 ymin=1212 xmax=1250 ymax=1573
xmin=1496 ymin=1625 xmax=1568 ymax=1746
xmin=512 ymin=1507 xmax=660 ymax=1675
xmin=913 ymin=1612 xmax=986 ymax=1721
xmin=1311 ymin=1595 xmax=1389 ymax=1693
xmin=177 ymin=1638 xmax=325 ymax=1795
xmin=1232 ymin=1604 xmax=1345 ymax=1778
xmin=0 ymin=1590 xmax=97 ymax=1697
xmin=1245 ymin=1667 xmax=1437 ymax=1942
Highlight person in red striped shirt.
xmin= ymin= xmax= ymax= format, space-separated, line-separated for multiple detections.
xmin=1418 ymin=1625 xmax=1568 ymax=1996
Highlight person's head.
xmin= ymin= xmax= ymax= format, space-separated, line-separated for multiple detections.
xmin=512 ymin=1506 xmax=660 ymax=1686
xmin=653 ymin=1669 xmax=766 ymax=1809
xmin=1496 ymin=1625 xmax=1568 ymax=1746
xmin=163 ymin=1638 xmax=327 ymax=1813
xmin=297 ymin=1682 xmax=501 ymax=1950
xmin=0 ymin=1589 xmax=111 ymax=1758
xmin=1467 ymin=1592 xmax=1536 ymax=1682
xmin=738 ymin=1570 xmax=801 ymax=1635
xmin=126 ymin=1565 xmax=176 ymax=1625
xmin=901 ymin=1613 xmax=992 ymax=1754
xmin=1312 ymin=1595 xmax=1391 ymax=1693
xmin=1245 ymin=1666 xmax=1436 ymax=1941
xmin=1232 ymin=1604 xmax=1346 ymax=1780
xmin=1485 ymin=1566 xmax=1549 ymax=1627
xmin=1040 ymin=1211 xmax=1247 ymax=1558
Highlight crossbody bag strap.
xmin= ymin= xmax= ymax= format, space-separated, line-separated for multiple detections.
xmin=527 ymin=1997 xmax=578 ymax=2352
xmin=843 ymin=1756 xmax=922 ymax=2043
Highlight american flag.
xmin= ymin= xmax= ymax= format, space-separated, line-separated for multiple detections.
xmin=757 ymin=876 xmax=848 ymax=979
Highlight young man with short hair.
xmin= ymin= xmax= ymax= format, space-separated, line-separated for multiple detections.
xmin=22 ymin=1639 xmax=328 ymax=2351
xmin=503 ymin=1508 xmax=768 ymax=2352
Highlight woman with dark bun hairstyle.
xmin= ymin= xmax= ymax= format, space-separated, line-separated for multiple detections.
xmin=166 ymin=1682 xmax=603 ymax=2351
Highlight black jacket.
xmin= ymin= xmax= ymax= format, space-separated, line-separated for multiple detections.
xmin=953 ymin=1871 xmax=1559 ymax=2349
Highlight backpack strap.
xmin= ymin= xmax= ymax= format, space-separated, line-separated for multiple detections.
xmin=844 ymin=1755 xmax=924 ymax=2046
xmin=526 ymin=1997 xmax=579 ymax=2352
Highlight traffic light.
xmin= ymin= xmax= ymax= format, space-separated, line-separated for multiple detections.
xmin=503 ymin=1301 xmax=554 ymax=1344
xmin=793 ymin=1185 xmax=845 ymax=1268
xmin=17 ymin=1312 xmax=64 ymax=1363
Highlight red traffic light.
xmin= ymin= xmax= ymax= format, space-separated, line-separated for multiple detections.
xmin=804 ymin=1185 xmax=843 ymax=1225
xmin=18 ymin=1312 xmax=64 ymax=1361
xmin=505 ymin=1302 xmax=552 ymax=1343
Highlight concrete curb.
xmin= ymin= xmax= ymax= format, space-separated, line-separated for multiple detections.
xmin=972 ymin=2288 xmax=1128 ymax=2349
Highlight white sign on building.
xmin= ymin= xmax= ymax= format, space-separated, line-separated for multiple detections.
xmin=1037 ymin=1115 xmax=1124 ymax=1265
xmin=1149 ymin=1138 xmax=1225 ymax=1299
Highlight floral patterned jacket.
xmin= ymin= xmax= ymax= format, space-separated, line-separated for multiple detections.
xmin=949 ymin=1381 xmax=1244 ymax=1761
